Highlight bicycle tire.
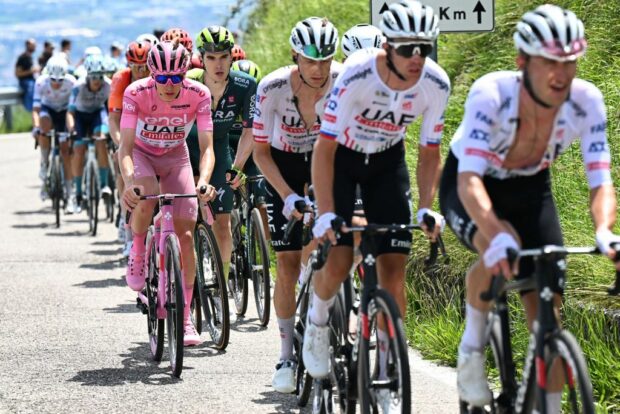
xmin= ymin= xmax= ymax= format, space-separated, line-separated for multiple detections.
xmin=249 ymin=207 xmax=271 ymax=326
xmin=194 ymin=222 xmax=230 ymax=349
xmin=145 ymin=228 xmax=164 ymax=361
xmin=87 ymin=160 xmax=99 ymax=236
xmin=230 ymin=209 xmax=249 ymax=316
xmin=50 ymin=156 xmax=62 ymax=228
xmin=295 ymin=280 xmax=313 ymax=407
xmin=165 ymin=235 xmax=184 ymax=378
xmin=358 ymin=289 xmax=411 ymax=414
xmin=192 ymin=282 xmax=203 ymax=335
xmin=541 ymin=330 xmax=595 ymax=414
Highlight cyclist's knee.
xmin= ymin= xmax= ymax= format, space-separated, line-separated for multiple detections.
xmin=324 ymin=247 xmax=354 ymax=279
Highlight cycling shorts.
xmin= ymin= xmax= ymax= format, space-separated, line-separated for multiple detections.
xmin=40 ymin=105 xmax=67 ymax=141
xmin=73 ymin=108 xmax=109 ymax=145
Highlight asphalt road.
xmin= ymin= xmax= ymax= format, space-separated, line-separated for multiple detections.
xmin=0 ymin=133 xmax=458 ymax=413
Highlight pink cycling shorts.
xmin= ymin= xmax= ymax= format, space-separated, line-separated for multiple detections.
xmin=132 ymin=144 xmax=197 ymax=221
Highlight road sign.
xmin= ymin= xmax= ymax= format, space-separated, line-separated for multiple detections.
xmin=370 ymin=0 xmax=495 ymax=33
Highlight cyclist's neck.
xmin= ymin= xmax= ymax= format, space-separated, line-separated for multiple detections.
xmin=291 ymin=67 xmax=329 ymax=100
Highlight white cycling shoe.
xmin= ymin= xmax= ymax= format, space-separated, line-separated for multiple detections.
xmin=271 ymin=359 xmax=296 ymax=393
xmin=376 ymin=388 xmax=402 ymax=414
xmin=302 ymin=318 xmax=330 ymax=379
xmin=457 ymin=349 xmax=492 ymax=407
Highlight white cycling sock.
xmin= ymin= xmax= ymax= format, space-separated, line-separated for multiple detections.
xmin=65 ymin=180 xmax=73 ymax=196
xmin=277 ymin=316 xmax=295 ymax=361
xmin=378 ymin=328 xmax=389 ymax=380
xmin=308 ymin=292 xmax=335 ymax=326
xmin=298 ymin=264 xmax=306 ymax=285
xmin=41 ymin=148 xmax=50 ymax=165
xmin=459 ymin=304 xmax=488 ymax=354
xmin=546 ymin=392 xmax=562 ymax=414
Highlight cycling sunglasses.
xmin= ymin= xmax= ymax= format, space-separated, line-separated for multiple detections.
xmin=390 ymin=42 xmax=434 ymax=58
xmin=87 ymin=74 xmax=105 ymax=81
xmin=154 ymin=74 xmax=184 ymax=85
xmin=50 ymin=77 xmax=64 ymax=83
xmin=128 ymin=63 xmax=148 ymax=71
xmin=200 ymin=40 xmax=234 ymax=53
xmin=302 ymin=44 xmax=336 ymax=60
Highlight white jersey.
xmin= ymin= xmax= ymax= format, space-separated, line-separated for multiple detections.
xmin=319 ymin=48 xmax=450 ymax=154
xmin=33 ymin=74 xmax=77 ymax=112
xmin=68 ymin=76 xmax=111 ymax=113
xmin=450 ymin=71 xmax=611 ymax=189
xmin=253 ymin=63 xmax=342 ymax=153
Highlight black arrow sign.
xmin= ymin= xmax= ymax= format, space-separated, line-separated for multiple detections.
xmin=473 ymin=1 xmax=486 ymax=24
xmin=379 ymin=2 xmax=389 ymax=14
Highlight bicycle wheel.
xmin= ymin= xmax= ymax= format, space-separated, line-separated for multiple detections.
xmin=192 ymin=282 xmax=203 ymax=335
xmin=106 ymin=167 xmax=115 ymax=223
xmin=230 ymin=208 xmax=248 ymax=316
xmin=87 ymin=160 xmax=100 ymax=236
xmin=295 ymin=280 xmax=313 ymax=407
xmin=50 ymin=156 xmax=62 ymax=228
xmin=541 ymin=330 xmax=594 ymax=414
xmin=194 ymin=222 xmax=230 ymax=349
xmin=249 ymin=207 xmax=271 ymax=326
xmin=165 ymin=235 xmax=184 ymax=378
xmin=358 ymin=289 xmax=411 ymax=414
xmin=145 ymin=228 xmax=164 ymax=361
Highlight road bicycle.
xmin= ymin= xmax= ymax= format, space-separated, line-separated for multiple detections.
xmin=44 ymin=129 xmax=66 ymax=228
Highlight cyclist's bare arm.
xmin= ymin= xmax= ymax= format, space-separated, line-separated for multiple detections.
xmin=232 ymin=127 xmax=253 ymax=171
xmin=311 ymin=138 xmax=338 ymax=243
xmin=416 ymin=144 xmax=441 ymax=210
xmin=253 ymin=142 xmax=295 ymax=200
xmin=108 ymin=112 xmax=121 ymax=147
xmin=66 ymin=111 xmax=75 ymax=134
xmin=119 ymin=127 xmax=136 ymax=187
xmin=31 ymin=107 xmax=41 ymax=130
xmin=197 ymin=129 xmax=215 ymax=185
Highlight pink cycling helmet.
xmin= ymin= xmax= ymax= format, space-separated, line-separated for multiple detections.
xmin=147 ymin=40 xmax=189 ymax=76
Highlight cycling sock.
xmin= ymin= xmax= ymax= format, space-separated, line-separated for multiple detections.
xmin=74 ymin=176 xmax=83 ymax=197
xmin=183 ymin=283 xmax=194 ymax=322
xmin=378 ymin=328 xmax=389 ymax=380
xmin=99 ymin=167 xmax=109 ymax=188
xmin=546 ymin=392 xmax=562 ymax=413
xmin=308 ymin=293 xmax=335 ymax=326
xmin=41 ymin=148 xmax=50 ymax=165
xmin=131 ymin=231 xmax=147 ymax=256
xmin=65 ymin=179 xmax=73 ymax=196
xmin=277 ymin=316 xmax=295 ymax=361
xmin=459 ymin=304 xmax=488 ymax=354
xmin=223 ymin=261 xmax=230 ymax=283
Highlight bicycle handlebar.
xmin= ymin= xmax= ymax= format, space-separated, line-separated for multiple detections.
xmin=126 ymin=186 xmax=212 ymax=225
xmin=282 ymin=200 xmax=313 ymax=244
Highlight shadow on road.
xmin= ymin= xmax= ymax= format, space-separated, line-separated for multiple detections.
xmin=231 ymin=316 xmax=267 ymax=333
xmin=68 ymin=343 xmax=185 ymax=386
xmin=103 ymin=302 xmax=139 ymax=314
xmin=45 ymin=231 xmax=87 ymax=237
xmin=74 ymin=276 xmax=126 ymax=289
xmin=79 ymin=259 xmax=124 ymax=270
xmin=12 ymin=222 xmax=51 ymax=229
xmin=88 ymin=248 xmax=122 ymax=256
xmin=252 ymin=390 xmax=307 ymax=413
xmin=91 ymin=240 xmax=121 ymax=246
xmin=13 ymin=207 xmax=51 ymax=216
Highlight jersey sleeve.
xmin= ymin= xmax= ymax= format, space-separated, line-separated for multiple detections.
xmin=108 ymin=72 xmax=126 ymax=113
xmin=119 ymin=88 xmax=139 ymax=130
xmin=419 ymin=75 xmax=450 ymax=148
xmin=33 ymin=77 xmax=44 ymax=109
xmin=242 ymin=78 xmax=257 ymax=129
xmin=579 ymin=86 xmax=612 ymax=189
xmin=456 ymin=85 xmax=501 ymax=176
xmin=195 ymin=97 xmax=213 ymax=132
xmin=319 ymin=71 xmax=358 ymax=141
xmin=253 ymin=80 xmax=275 ymax=144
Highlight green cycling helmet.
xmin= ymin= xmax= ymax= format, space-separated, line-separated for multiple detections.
xmin=196 ymin=25 xmax=235 ymax=53
xmin=231 ymin=59 xmax=262 ymax=82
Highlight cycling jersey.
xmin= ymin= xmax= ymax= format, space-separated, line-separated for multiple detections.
xmin=253 ymin=63 xmax=343 ymax=153
xmin=108 ymin=68 xmax=132 ymax=113
xmin=120 ymin=77 xmax=212 ymax=157
xmin=319 ymin=49 xmax=449 ymax=153
xmin=185 ymin=69 xmax=257 ymax=213
xmin=449 ymin=71 xmax=612 ymax=189
xmin=33 ymin=74 xmax=77 ymax=112
xmin=68 ymin=77 xmax=111 ymax=113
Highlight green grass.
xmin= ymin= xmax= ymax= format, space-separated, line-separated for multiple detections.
xmin=0 ymin=105 xmax=31 ymax=134
xmin=244 ymin=0 xmax=620 ymax=409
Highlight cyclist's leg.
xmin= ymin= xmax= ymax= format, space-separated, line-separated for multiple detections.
xmin=93 ymin=109 xmax=110 ymax=191
xmin=71 ymin=110 xmax=91 ymax=203
xmin=38 ymin=110 xmax=52 ymax=190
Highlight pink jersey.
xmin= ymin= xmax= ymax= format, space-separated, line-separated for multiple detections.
xmin=120 ymin=77 xmax=213 ymax=156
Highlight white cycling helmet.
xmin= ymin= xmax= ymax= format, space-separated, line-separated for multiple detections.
xmin=514 ymin=4 xmax=586 ymax=62
xmin=84 ymin=46 xmax=102 ymax=57
xmin=46 ymin=57 xmax=68 ymax=79
xmin=84 ymin=54 xmax=106 ymax=75
xmin=289 ymin=17 xmax=339 ymax=61
xmin=136 ymin=33 xmax=160 ymax=46
xmin=342 ymin=24 xmax=384 ymax=58
xmin=380 ymin=0 xmax=439 ymax=42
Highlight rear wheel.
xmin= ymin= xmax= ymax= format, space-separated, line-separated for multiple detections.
xmin=295 ymin=281 xmax=313 ymax=407
xmin=165 ymin=235 xmax=184 ymax=378
xmin=86 ymin=160 xmax=100 ymax=236
xmin=192 ymin=283 xmax=203 ymax=335
xmin=249 ymin=208 xmax=271 ymax=326
xmin=358 ymin=289 xmax=410 ymax=414
xmin=50 ymin=156 xmax=62 ymax=228
xmin=145 ymin=229 xmax=164 ymax=361
xmin=194 ymin=222 xmax=229 ymax=349
xmin=230 ymin=209 xmax=248 ymax=316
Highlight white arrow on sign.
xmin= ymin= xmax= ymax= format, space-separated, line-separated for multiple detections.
xmin=370 ymin=0 xmax=495 ymax=33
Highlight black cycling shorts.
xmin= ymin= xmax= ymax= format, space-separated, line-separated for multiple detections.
xmin=264 ymin=148 xmax=312 ymax=252
xmin=333 ymin=142 xmax=412 ymax=256
xmin=439 ymin=151 xmax=565 ymax=294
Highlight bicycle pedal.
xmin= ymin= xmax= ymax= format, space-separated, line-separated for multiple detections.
xmin=136 ymin=298 xmax=148 ymax=315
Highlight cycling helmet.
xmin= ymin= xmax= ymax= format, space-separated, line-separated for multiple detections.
xmin=341 ymin=24 xmax=384 ymax=58
xmin=84 ymin=54 xmax=106 ymax=75
xmin=84 ymin=46 xmax=103 ymax=57
xmin=196 ymin=25 xmax=235 ymax=53
xmin=514 ymin=4 xmax=587 ymax=62
xmin=232 ymin=59 xmax=262 ymax=82
xmin=190 ymin=51 xmax=204 ymax=69
xmin=46 ymin=57 xmax=68 ymax=79
xmin=103 ymin=56 xmax=119 ymax=74
xmin=161 ymin=28 xmax=193 ymax=53
xmin=125 ymin=41 xmax=151 ymax=64
xmin=380 ymin=0 xmax=439 ymax=42
xmin=136 ymin=33 xmax=159 ymax=46
xmin=290 ymin=17 xmax=338 ymax=61
xmin=231 ymin=45 xmax=246 ymax=62
xmin=147 ymin=40 xmax=189 ymax=76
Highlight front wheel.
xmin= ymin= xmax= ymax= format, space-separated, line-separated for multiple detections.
xmin=358 ymin=289 xmax=410 ymax=414
xmin=86 ymin=160 xmax=100 ymax=236
xmin=230 ymin=209 xmax=248 ymax=316
xmin=194 ymin=222 xmax=229 ymax=350
xmin=165 ymin=235 xmax=184 ymax=378
xmin=249 ymin=207 xmax=271 ymax=326
xmin=540 ymin=330 xmax=594 ymax=414
xmin=145 ymin=228 xmax=164 ymax=361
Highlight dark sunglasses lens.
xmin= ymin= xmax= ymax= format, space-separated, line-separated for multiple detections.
xmin=395 ymin=43 xmax=433 ymax=57
xmin=51 ymin=78 xmax=64 ymax=83
xmin=155 ymin=74 xmax=183 ymax=84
